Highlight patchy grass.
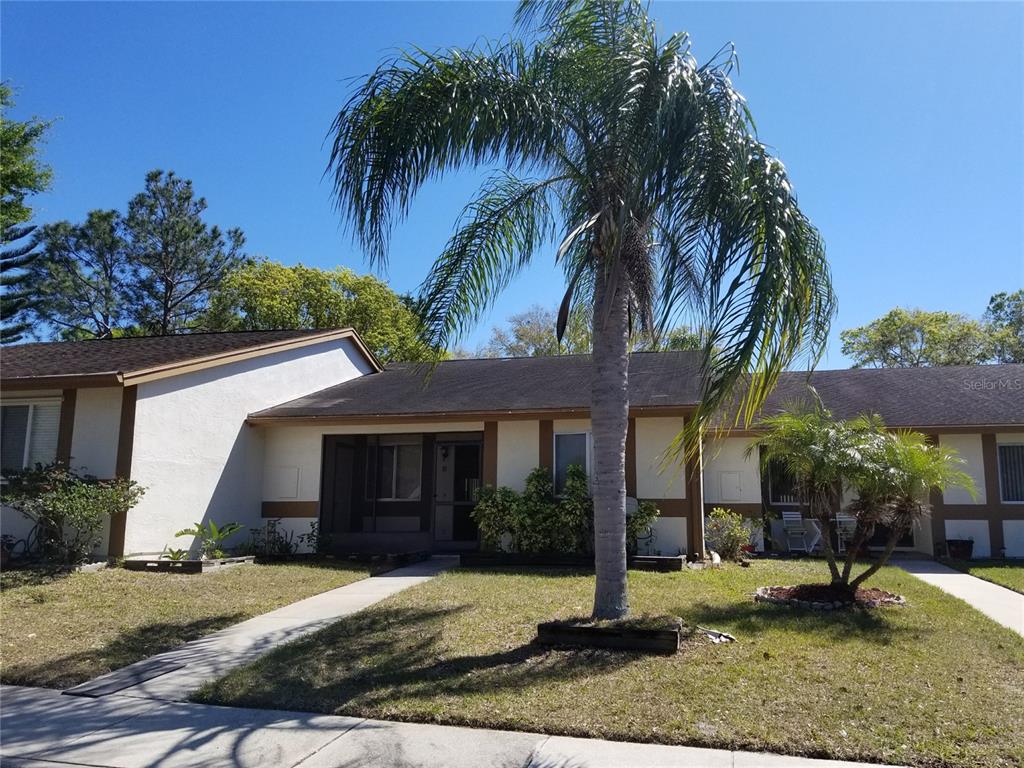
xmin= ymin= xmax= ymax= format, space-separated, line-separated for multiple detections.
xmin=195 ymin=561 xmax=1024 ymax=768
xmin=1 ymin=560 xmax=376 ymax=688
xmin=942 ymin=559 xmax=1024 ymax=594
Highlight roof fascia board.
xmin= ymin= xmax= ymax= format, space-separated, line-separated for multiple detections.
xmin=0 ymin=373 xmax=124 ymax=390
xmin=122 ymin=329 xmax=381 ymax=386
xmin=246 ymin=405 xmax=698 ymax=426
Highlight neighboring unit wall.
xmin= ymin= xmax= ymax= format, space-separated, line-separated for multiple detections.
xmin=121 ymin=339 xmax=372 ymax=556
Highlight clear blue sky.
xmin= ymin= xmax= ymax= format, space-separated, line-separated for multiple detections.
xmin=3 ymin=1 xmax=1022 ymax=364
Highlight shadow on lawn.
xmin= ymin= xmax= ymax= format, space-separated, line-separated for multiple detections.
xmin=3 ymin=613 xmax=247 ymax=689
xmin=679 ymin=598 xmax=927 ymax=645
xmin=195 ymin=605 xmax=638 ymax=713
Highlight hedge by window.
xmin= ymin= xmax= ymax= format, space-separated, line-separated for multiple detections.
xmin=998 ymin=444 xmax=1024 ymax=503
xmin=1 ymin=403 xmax=60 ymax=474
xmin=554 ymin=432 xmax=589 ymax=494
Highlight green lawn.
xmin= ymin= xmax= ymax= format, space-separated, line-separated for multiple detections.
xmin=942 ymin=559 xmax=1024 ymax=594
xmin=1 ymin=560 xmax=376 ymax=688
xmin=195 ymin=562 xmax=1024 ymax=768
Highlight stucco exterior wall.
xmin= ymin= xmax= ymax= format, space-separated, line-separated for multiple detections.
xmin=634 ymin=416 xmax=685 ymax=499
xmin=702 ymin=437 xmax=761 ymax=506
xmin=123 ymin=339 xmax=372 ymax=556
xmin=496 ymin=420 xmax=539 ymax=491
xmin=939 ymin=434 xmax=986 ymax=505
xmin=69 ymin=387 xmax=122 ymax=479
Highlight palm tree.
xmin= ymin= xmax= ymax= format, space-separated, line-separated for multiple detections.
xmin=845 ymin=430 xmax=973 ymax=588
xmin=752 ymin=406 xmax=973 ymax=590
xmin=327 ymin=0 xmax=835 ymax=618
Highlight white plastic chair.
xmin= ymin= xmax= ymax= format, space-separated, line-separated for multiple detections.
xmin=781 ymin=510 xmax=809 ymax=553
xmin=835 ymin=513 xmax=858 ymax=554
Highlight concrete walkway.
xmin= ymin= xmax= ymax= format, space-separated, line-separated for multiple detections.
xmin=894 ymin=558 xmax=1024 ymax=636
xmin=64 ymin=557 xmax=456 ymax=702
xmin=1 ymin=685 xmax=902 ymax=768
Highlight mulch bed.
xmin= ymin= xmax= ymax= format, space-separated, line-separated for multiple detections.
xmin=755 ymin=583 xmax=906 ymax=610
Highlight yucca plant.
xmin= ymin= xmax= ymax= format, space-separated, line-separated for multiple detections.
xmin=328 ymin=0 xmax=834 ymax=617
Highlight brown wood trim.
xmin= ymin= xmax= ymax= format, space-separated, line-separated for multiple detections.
xmin=687 ymin=443 xmax=705 ymax=556
xmin=56 ymin=389 xmax=76 ymax=465
xmin=124 ymin=329 xmax=381 ymax=385
xmin=625 ymin=418 xmax=637 ymax=497
xmin=644 ymin=498 xmax=687 ymax=518
xmin=538 ymin=419 xmax=553 ymax=471
xmin=707 ymin=424 xmax=1024 ymax=439
xmin=108 ymin=386 xmax=137 ymax=557
xmin=246 ymin=406 xmax=697 ymax=427
xmin=704 ymin=502 xmax=762 ymax=517
xmin=483 ymin=421 xmax=498 ymax=487
xmin=262 ymin=501 xmax=319 ymax=518
xmin=1 ymin=373 xmax=122 ymax=390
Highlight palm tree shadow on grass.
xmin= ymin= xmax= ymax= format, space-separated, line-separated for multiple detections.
xmin=678 ymin=600 xmax=929 ymax=645
xmin=194 ymin=605 xmax=643 ymax=714
xmin=3 ymin=613 xmax=248 ymax=689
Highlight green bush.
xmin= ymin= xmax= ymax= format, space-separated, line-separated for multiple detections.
xmin=1 ymin=464 xmax=145 ymax=565
xmin=705 ymin=506 xmax=749 ymax=560
xmin=175 ymin=520 xmax=244 ymax=560
xmin=472 ymin=465 xmax=660 ymax=555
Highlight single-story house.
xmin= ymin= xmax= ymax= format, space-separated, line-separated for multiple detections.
xmin=2 ymin=329 xmax=1022 ymax=559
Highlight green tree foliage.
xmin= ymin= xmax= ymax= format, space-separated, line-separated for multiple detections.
xmin=1 ymin=83 xmax=53 ymax=343
xmin=327 ymin=0 xmax=833 ymax=618
xmin=749 ymin=405 xmax=971 ymax=589
xmin=205 ymin=259 xmax=434 ymax=362
xmin=27 ymin=170 xmax=244 ymax=338
xmin=840 ymin=308 xmax=993 ymax=368
xmin=1 ymin=465 xmax=145 ymax=565
xmin=984 ymin=289 xmax=1024 ymax=363
xmin=481 ymin=304 xmax=590 ymax=357
xmin=125 ymin=170 xmax=245 ymax=335
xmin=704 ymin=507 xmax=750 ymax=561
xmin=30 ymin=211 xmax=133 ymax=339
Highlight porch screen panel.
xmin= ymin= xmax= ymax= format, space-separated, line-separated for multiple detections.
xmin=999 ymin=444 xmax=1024 ymax=503
xmin=0 ymin=406 xmax=29 ymax=472
xmin=28 ymin=404 xmax=60 ymax=466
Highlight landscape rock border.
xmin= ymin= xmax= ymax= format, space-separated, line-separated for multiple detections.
xmin=754 ymin=585 xmax=906 ymax=610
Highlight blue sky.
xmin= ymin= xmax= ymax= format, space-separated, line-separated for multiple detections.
xmin=3 ymin=1 xmax=1022 ymax=364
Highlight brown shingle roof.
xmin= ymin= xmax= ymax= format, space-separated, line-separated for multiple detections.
xmin=251 ymin=354 xmax=1024 ymax=428
xmin=766 ymin=364 xmax=1024 ymax=428
xmin=249 ymin=351 xmax=706 ymax=420
xmin=1 ymin=329 xmax=378 ymax=385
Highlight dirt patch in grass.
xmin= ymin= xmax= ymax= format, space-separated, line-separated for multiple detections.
xmin=757 ymin=584 xmax=905 ymax=608
xmin=1 ymin=560 xmax=377 ymax=688
xmin=195 ymin=562 xmax=1024 ymax=768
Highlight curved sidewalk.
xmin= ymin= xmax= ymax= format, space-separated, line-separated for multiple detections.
xmin=894 ymin=558 xmax=1023 ymax=636
xmin=62 ymin=557 xmax=457 ymax=702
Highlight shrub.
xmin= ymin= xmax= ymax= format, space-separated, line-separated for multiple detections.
xmin=175 ymin=520 xmax=244 ymax=560
xmin=0 ymin=464 xmax=145 ymax=565
xmin=472 ymin=465 xmax=660 ymax=555
xmin=705 ymin=507 xmax=749 ymax=561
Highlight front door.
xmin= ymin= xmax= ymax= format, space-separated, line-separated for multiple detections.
xmin=434 ymin=442 xmax=481 ymax=543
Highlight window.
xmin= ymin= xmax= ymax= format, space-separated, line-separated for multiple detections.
xmin=554 ymin=432 xmax=589 ymax=494
xmin=1 ymin=402 xmax=60 ymax=474
xmin=766 ymin=460 xmax=800 ymax=506
xmin=366 ymin=438 xmax=422 ymax=500
xmin=999 ymin=444 xmax=1024 ymax=503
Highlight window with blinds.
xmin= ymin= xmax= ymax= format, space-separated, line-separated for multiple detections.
xmin=998 ymin=444 xmax=1024 ymax=503
xmin=0 ymin=402 xmax=61 ymax=473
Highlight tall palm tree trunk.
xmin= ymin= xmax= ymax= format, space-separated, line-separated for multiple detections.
xmin=590 ymin=268 xmax=631 ymax=620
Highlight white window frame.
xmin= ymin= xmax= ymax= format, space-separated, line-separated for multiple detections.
xmin=997 ymin=442 xmax=1024 ymax=504
xmin=1 ymin=398 xmax=61 ymax=477
xmin=553 ymin=431 xmax=592 ymax=495
xmin=368 ymin=437 xmax=422 ymax=502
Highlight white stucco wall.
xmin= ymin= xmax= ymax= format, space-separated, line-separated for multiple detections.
xmin=496 ymin=420 xmax=539 ymax=490
xmin=639 ymin=517 xmax=687 ymax=556
xmin=702 ymin=437 xmax=761 ymax=505
xmin=123 ymin=338 xmax=372 ymax=556
xmin=634 ymin=417 xmax=686 ymax=499
xmin=939 ymin=434 xmax=986 ymax=505
xmin=1003 ymin=520 xmax=1024 ymax=558
xmin=944 ymin=519 xmax=991 ymax=558
xmin=69 ymin=387 xmax=122 ymax=478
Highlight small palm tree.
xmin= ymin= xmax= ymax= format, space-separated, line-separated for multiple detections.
xmin=328 ymin=0 xmax=834 ymax=618
xmin=752 ymin=406 xmax=973 ymax=590
xmin=845 ymin=431 xmax=973 ymax=588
